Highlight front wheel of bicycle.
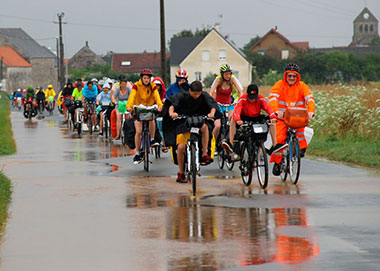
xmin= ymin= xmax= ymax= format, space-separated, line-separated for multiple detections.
xmin=240 ymin=142 xmax=252 ymax=186
xmin=143 ymin=131 xmax=150 ymax=172
xmin=88 ymin=114 xmax=93 ymax=135
xmin=217 ymin=150 xmax=225 ymax=169
xmin=190 ymin=144 xmax=197 ymax=196
xmin=289 ymin=136 xmax=301 ymax=184
xmin=280 ymin=148 xmax=289 ymax=181
xmin=256 ymin=143 xmax=269 ymax=189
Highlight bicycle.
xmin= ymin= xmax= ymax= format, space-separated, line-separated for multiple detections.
xmin=238 ymin=117 xmax=270 ymax=188
xmin=74 ymin=100 xmax=84 ymax=137
xmin=174 ymin=115 xmax=213 ymax=196
xmin=84 ymin=100 xmax=96 ymax=135
xmin=279 ymin=127 xmax=301 ymax=184
xmin=216 ymin=102 xmax=235 ymax=171
xmin=133 ymin=104 xmax=158 ymax=172
xmin=99 ymin=102 xmax=112 ymax=139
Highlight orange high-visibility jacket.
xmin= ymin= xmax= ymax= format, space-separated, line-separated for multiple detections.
xmin=268 ymin=71 xmax=315 ymax=114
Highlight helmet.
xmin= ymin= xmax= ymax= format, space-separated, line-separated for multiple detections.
xmin=140 ymin=69 xmax=153 ymax=77
xmin=91 ymin=78 xmax=98 ymax=83
xmin=106 ymin=78 xmax=113 ymax=84
xmin=39 ymin=86 xmax=43 ymax=89
xmin=153 ymin=80 xmax=162 ymax=85
xmin=284 ymin=63 xmax=299 ymax=73
xmin=17 ymin=88 xmax=21 ymax=92
xmin=220 ymin=64 xmax=232 ymax=73
xmin=175 ymin=69 xmax=188 ymax=79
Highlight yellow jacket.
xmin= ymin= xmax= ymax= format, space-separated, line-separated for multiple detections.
xmin=45 ymin=88 xmax=56 ymax=99
xmin=127 ymin=79 xmax=163 ymax=109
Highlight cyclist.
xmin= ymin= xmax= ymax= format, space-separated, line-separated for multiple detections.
xmin=35 ymin=86 xmax=46 ymax=112
xmin=269 ymin=63 xmax=315 ymax=176
xmin=127 ymin=69 xmax=163 ymax=164
xmin=96 ymin=82 xmax=112 ymax=136
xmin=82 ymin=80 xmax=98 ymax=122
xmin=222 ymin=84 xmax=277 ymax=159
xmin=70 ymin=83 xmax=84 ymax=124
xmin=152 ymin=76 xmax=168 ymax=152
xmin=111 ymin=75 xmax=131 ymax=140
xmin=165 ymin=69 xmax=189 ymax=98
xmin=25 ymin=86 xmax=36 ymax=108
xmin=45 ymin=84 xmax=56 ymax=110
xmin=61 ymin=81 xmax=74 ymax=123
xmin=211 ymin=64 xmax=243 ymax=140
xmin=91 ymin=78 xmax=102 ymax=92
xmin=168 ymin=80 xmax=217 ymax=183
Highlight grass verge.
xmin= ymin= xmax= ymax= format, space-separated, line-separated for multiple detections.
xmin=308 ymin=133 xmax=380 ymax=169
xmin=0 ymin=92 xmax=15 ymax=236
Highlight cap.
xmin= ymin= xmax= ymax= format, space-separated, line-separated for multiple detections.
xmin=247 ymin=84 xmax=259 ymax=99
xmin=153 ymin=80 xmax=162 ymax=85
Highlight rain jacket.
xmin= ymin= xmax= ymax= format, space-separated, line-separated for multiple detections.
xmin=82 ymin=84 xmax=98 ymax=100
xmin=45 ymin=88 xmax=56 ymax=99
xmin=165 ymin=78 xmax=189 ymax=98
xmin=233 ymin=93 xmax=276 ymax=122
xmin=126 ymin=79 xmax=163 ymax=109
xmin=152 ymin=76 xmax=166 ymax=101
xmin=268 ymin=71 xmax=315 ymax=114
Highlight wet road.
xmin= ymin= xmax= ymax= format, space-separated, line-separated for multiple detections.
xmin=0 ymin=110 xmax=380 ymax=271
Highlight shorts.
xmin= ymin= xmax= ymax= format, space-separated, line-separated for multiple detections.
xmin=176 ymin=131 xmax=190 ymax=145
xmin=218 ymin=104 xmax=234 ymax=113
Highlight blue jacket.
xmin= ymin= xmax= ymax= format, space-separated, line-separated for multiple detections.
xmin=165 ymin=78 xmax=189 ymax=98
xmin=82 ymin=84 xmax=98 ymax=100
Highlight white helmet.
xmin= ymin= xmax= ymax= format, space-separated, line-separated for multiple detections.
xmin=91 ymin=78 xmax=98 ymax=83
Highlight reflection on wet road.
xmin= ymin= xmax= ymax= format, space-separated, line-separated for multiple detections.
xmin=0 ymin=110 xmax=379 ymax=271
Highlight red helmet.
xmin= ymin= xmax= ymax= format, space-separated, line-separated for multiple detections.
xmin=175 ymin=69 xmax=188 ymax=79
xmin=140 ymin=69 xmax=153 ymax=77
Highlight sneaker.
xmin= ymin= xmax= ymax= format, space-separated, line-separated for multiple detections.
xmin=201 ymin=154 xmax=212 ymax=164
xmin=99 ymin=132 xmax=103 ymax=136
xmin=151 ymin=139 xmax=159 ymax=147
xmin=222 ymin=141 xmax=233 ymax=154
xmin=272 ymin=163 xmax=281 ymax=176
xmin=300 ymin=148 xmax=306 ymax=158
xmin=133 ymin=153 xmax=143 ymax=165
xmin=176 ymin=172 xmax=187 ymax=183
xmin=271 ymin=143 xmax=288 ymax=154
xmin=230 ymin=152 xmax=240 ymax=162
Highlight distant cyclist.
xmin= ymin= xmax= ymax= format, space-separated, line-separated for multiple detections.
xmin=269 ymin=63 xmax=315 ymax=176
xmin=127 ymin=69 xmax=163 ymax=164
xmin=111 ymin=75 xmax=131 ymax=140
xmin=96 ymin=82 xmax=112 ymax=136
xmin=45 ymin=84 xmax=56 ymax=109
xmin=61 ymin=81 xmax=74 ymax=123
xmin=210 ymin=64 xmax=243 ymax=140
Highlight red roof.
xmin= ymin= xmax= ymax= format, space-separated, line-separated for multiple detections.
xmin=292 ymin=42 xmax=309 ymax=50
xmin=64 ymin=58 xmax=70 ymax=64
xmin=112 ymin=52 xmax=169 ymax=73
xmin=0 ymin=46 xmax=31 ymax=67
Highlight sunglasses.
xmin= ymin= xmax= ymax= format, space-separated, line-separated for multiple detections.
xmin=287 ymin=74 xmax=297 ymax=78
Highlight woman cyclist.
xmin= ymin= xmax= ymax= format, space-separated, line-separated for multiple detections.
xmin=210 ymin=64 xmax=243 ymax=140
xmin=111 ymin=75 xmax=131 ymax=140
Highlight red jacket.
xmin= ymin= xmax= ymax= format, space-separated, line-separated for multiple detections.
xmin=233 ymin=93 xmax=275 ymax=122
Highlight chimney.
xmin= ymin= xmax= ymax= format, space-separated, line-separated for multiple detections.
xmin=214 ymin=23 xmax=220 ymax=32
xmin=275 ymin=26 xmax=278 ymax=31
xmin=85 ymin=41 xmax=89 ymax=47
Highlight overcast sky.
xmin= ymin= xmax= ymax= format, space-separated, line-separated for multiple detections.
xmin=1 ymin=0 xmax=379 ymax=57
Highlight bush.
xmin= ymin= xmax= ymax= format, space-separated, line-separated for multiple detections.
xmin=203 ymin=72 xmax=217 ymax=88
xmin=261 ymin=69 xmax=282 ymax=86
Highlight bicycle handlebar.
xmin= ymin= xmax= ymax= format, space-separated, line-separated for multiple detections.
xmin=133 ymin=104 xmax=158 ymax=111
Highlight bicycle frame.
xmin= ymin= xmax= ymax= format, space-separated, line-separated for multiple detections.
xmin=280 ymin=128 xmax=301 ymax=184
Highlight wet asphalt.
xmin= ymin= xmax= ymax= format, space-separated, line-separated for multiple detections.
xmin=0 ymin=108 xmax=379 ymax=271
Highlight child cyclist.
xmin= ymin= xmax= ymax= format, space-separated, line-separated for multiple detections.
xmin=127 ymin=69 xmax=163 ymax=164
xmin=222 ymin=84 xmax=281 ymax=159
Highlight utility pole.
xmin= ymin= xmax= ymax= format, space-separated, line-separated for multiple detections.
xmin=160 ymin=0 xmax=166 ymax=84
xmin=55 ymin=13 xmax=66 ymax=90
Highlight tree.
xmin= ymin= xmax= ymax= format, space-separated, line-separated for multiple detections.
xmin=169 ymin=26 xmax=212 ymax=48
xmin=369 ymin=37 xmax=380 ymax=46
xmin=243 ymin=35 xmax=261 ymax=50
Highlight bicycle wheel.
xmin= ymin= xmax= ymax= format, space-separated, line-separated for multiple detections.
xmin=280 ymin=148 xmax=289 ymax=181
xmin=190 ymin=143 xmax=197 ymax=196
xmin=217 ymin=149 xmax=225 ymax=169
xmin=88 ymin=113 xmax=93 ymax=135
xmin=256 ymin=143 xmax=269 ymax=189
xmin=77 ymin=123 xmax=82 ymax=137
xmin=143 ymin=131 xmax=150 ymax=172
xmin=226 ymin=155 xmax=235 ymax=171
xmin=289 ymin=136 xmax=301 ymax=184
xmin=104 ymin=117 xmax=108 ymax=138
xmin=239 ymin=142 xmax=252 ymax=186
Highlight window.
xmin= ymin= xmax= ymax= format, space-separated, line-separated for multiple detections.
xmin=202 ymin=50 xmax=210 ymax=61
xmin=218 ymin=50 xmax=226 ymax=61
xmin=365 ymin=24 xmax=368 ymax=32
xmin=257 ymin=50 xmax=265 ymax=55
xmin=233 ymin=71 xmax=239 ymax=79
xmin=370 ymin=24 xmax=374 ymax=32
xmin=359 ymin=25 xmax=363 ymax=32
xmin=121 ymin=61 xmax=131 ymax=66
xmin=195 ymin=72 xmax=202 ymax=81
xmin=281 ymin=49 xmax=290 ymax=60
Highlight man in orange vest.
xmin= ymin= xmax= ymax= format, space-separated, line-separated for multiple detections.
xmin=268 ymin=63 xmax=315 ymax=176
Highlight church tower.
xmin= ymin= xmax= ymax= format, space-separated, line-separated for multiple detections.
xmin=352 ymin=7 xmax=379 ymax=46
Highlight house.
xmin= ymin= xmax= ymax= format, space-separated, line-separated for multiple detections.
xmin=67 ymin=42 xmax=106 ymax=71
xmin=247 ymin=28 xmax=309 ymax=59
xmin=0 ymin=46 xmax=32 ymax=92
xmin=0 ymin=28 xmax=57 ymax=92
xmin=111 ymin=51 xmax=166 ymax=74
xmin=170 ymin=28 xmax=252 ymax=87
